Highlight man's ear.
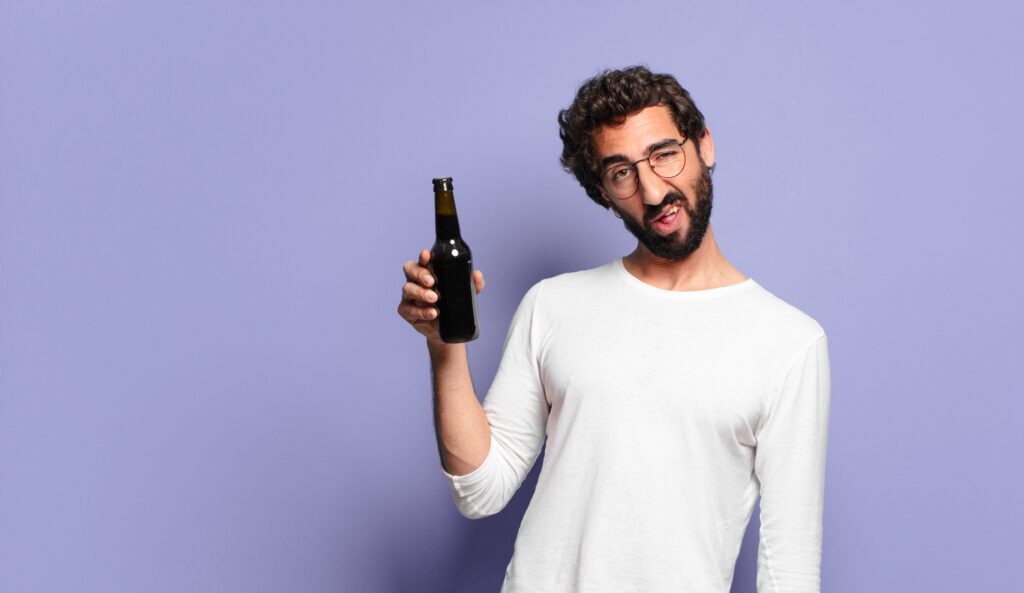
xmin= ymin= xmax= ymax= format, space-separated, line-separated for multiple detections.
xmin=598 ymin=191 xmax=622 ymax=217
xmin=698 ymin=125 xmax=716 ymax=169
xmin=600 ymin=190 xmax=622 ymax=218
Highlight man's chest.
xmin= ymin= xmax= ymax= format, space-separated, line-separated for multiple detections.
xmin=536 ymin=314 xmax=772 ymax=447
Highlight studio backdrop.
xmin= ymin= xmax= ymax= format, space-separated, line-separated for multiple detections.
xmin=1 ymin=1 xmax=1020 ymax=592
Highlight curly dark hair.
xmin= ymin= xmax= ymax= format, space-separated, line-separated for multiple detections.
xmin=558 ymin=65 xmax=710 ymax=209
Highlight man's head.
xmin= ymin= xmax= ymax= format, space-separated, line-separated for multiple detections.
xmin=557 ymin=66 xmax=716 ymax=261
xmin=558 ymin=66 xmax=712 ymax=209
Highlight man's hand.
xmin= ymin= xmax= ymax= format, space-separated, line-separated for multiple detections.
xmin=398 ymin=248 xmax=485 ymax=346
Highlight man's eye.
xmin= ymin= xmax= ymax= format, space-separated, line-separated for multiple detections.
xmin=652 ymin=149 xmax=680 ymax=163
xmin=610 ymin=167 xmax=632 ymax=182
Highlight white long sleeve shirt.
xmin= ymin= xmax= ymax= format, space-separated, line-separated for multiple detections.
xmin=441 ymin=258 xmax=832 ymax=593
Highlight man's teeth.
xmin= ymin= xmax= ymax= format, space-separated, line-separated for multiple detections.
xmin=660 ymin=205 xmax=680 ymax=220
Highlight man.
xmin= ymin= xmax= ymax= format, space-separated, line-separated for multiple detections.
xmin=398 ymin=66 xmax=831 ymax=593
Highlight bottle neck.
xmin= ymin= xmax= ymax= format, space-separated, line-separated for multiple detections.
xmin=434 ymin=189 xmax=462 ymax=238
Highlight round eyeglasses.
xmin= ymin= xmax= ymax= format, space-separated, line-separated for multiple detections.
xmin=601 ymin=139 xmax=688 ymax=200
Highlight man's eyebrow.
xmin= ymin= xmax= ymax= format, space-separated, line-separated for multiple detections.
xmin=646 ymin=138 xmax=683 ymax=154
xmin=599 ymin=153 xmax=629 ymax=171
xmin=598 ymin=138 xmax=683 ymax=171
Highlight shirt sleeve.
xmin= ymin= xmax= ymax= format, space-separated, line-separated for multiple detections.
xmin=439 ymin=281 xmax=549 ymax=519
xmin=753 ymin=332 xmax=832 ymax=593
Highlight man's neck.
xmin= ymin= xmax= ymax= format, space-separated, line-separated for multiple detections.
xmin=622 ymin=225 xmax=748 ymax=292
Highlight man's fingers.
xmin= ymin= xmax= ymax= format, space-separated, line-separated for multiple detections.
xmin=402 ymin=258 xmax=435 ymax=287
xmin=398 ymin=301 xmax=437 ymax=322
xmin=403 ymin=282 xmax=437 ymax=304
xmin=418 ymin=250 xmax=434 ymax=286
xmin=402 ymin=260 xmax=417 ymax=282
xmin=473 ymin=270 xmax=485 ymax=294
xmin=397 ymin=251 xmax=441 ymax=337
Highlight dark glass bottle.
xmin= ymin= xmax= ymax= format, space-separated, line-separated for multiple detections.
xmin=429 ymin=177 xmax=480 ymax=343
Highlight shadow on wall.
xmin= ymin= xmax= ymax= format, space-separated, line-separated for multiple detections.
xmin=438 ymin=455 xmax=544 ymax=593
xmin=383 ymin=455 xmax=544 ymax=593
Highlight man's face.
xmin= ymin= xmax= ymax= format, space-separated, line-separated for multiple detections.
xmin=592 ymin=105 xmax=715 ymax=261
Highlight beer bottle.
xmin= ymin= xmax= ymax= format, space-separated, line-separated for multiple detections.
xmin=429 ymin=177 xmax=480 ymax=343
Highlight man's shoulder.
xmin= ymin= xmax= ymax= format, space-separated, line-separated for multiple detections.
xmin=541 ymin=259 xmax=617 ymax=287
xmin=524 ymin=259 xmax=618 ymax=300
xmin=742 ymin=280 xmax=827 ymax=345
xmin=506 ymin=260 xmax=618 ymax=322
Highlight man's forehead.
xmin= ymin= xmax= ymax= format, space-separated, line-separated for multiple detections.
xmin=593 ymin=105 xmax=680 ymax=156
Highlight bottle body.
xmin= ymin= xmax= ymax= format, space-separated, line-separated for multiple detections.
xmin=429 ymin=178 xmax=480 ymax=343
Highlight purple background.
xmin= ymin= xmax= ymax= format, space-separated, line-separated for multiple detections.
xmin=1 ymin=1 xmax=1021 ymax=591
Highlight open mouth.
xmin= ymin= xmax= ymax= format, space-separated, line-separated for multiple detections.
xmin=651 ymin=204 xmax=681 ymax=231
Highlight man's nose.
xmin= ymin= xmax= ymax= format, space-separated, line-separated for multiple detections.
xmin=636 ymin=162 xmax=667 ymax=207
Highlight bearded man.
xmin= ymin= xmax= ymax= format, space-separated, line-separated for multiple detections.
xmin=398 ymin=65 xmax=832 ymax=593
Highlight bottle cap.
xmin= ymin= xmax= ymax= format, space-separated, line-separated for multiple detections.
xmin=432 ymin=177 xmax=454 ymax=192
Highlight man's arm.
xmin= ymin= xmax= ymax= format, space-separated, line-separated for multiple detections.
xmin=399 ymin=249 xmax=549 ymax=519
xmin=753 ymin=332 xmax=832 ymax=593
xmin=428 ymin=342 xmax=491 ymax=476
xmin=399 ymin=249 xmax=490 ymax=476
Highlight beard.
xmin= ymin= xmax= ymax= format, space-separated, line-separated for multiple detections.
xmin=613 ymin=159 xmax=713 ymax=261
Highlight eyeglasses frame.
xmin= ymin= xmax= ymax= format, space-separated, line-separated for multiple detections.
xmin=599 ymin=138 xmax=690 ymax=201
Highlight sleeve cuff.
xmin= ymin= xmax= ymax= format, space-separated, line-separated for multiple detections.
xmin=439 ymin=432 xmax=500 ymax=495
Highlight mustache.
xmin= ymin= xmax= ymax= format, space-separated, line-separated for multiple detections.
xmin=643 ymin=192 xmax=686 ymax=224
